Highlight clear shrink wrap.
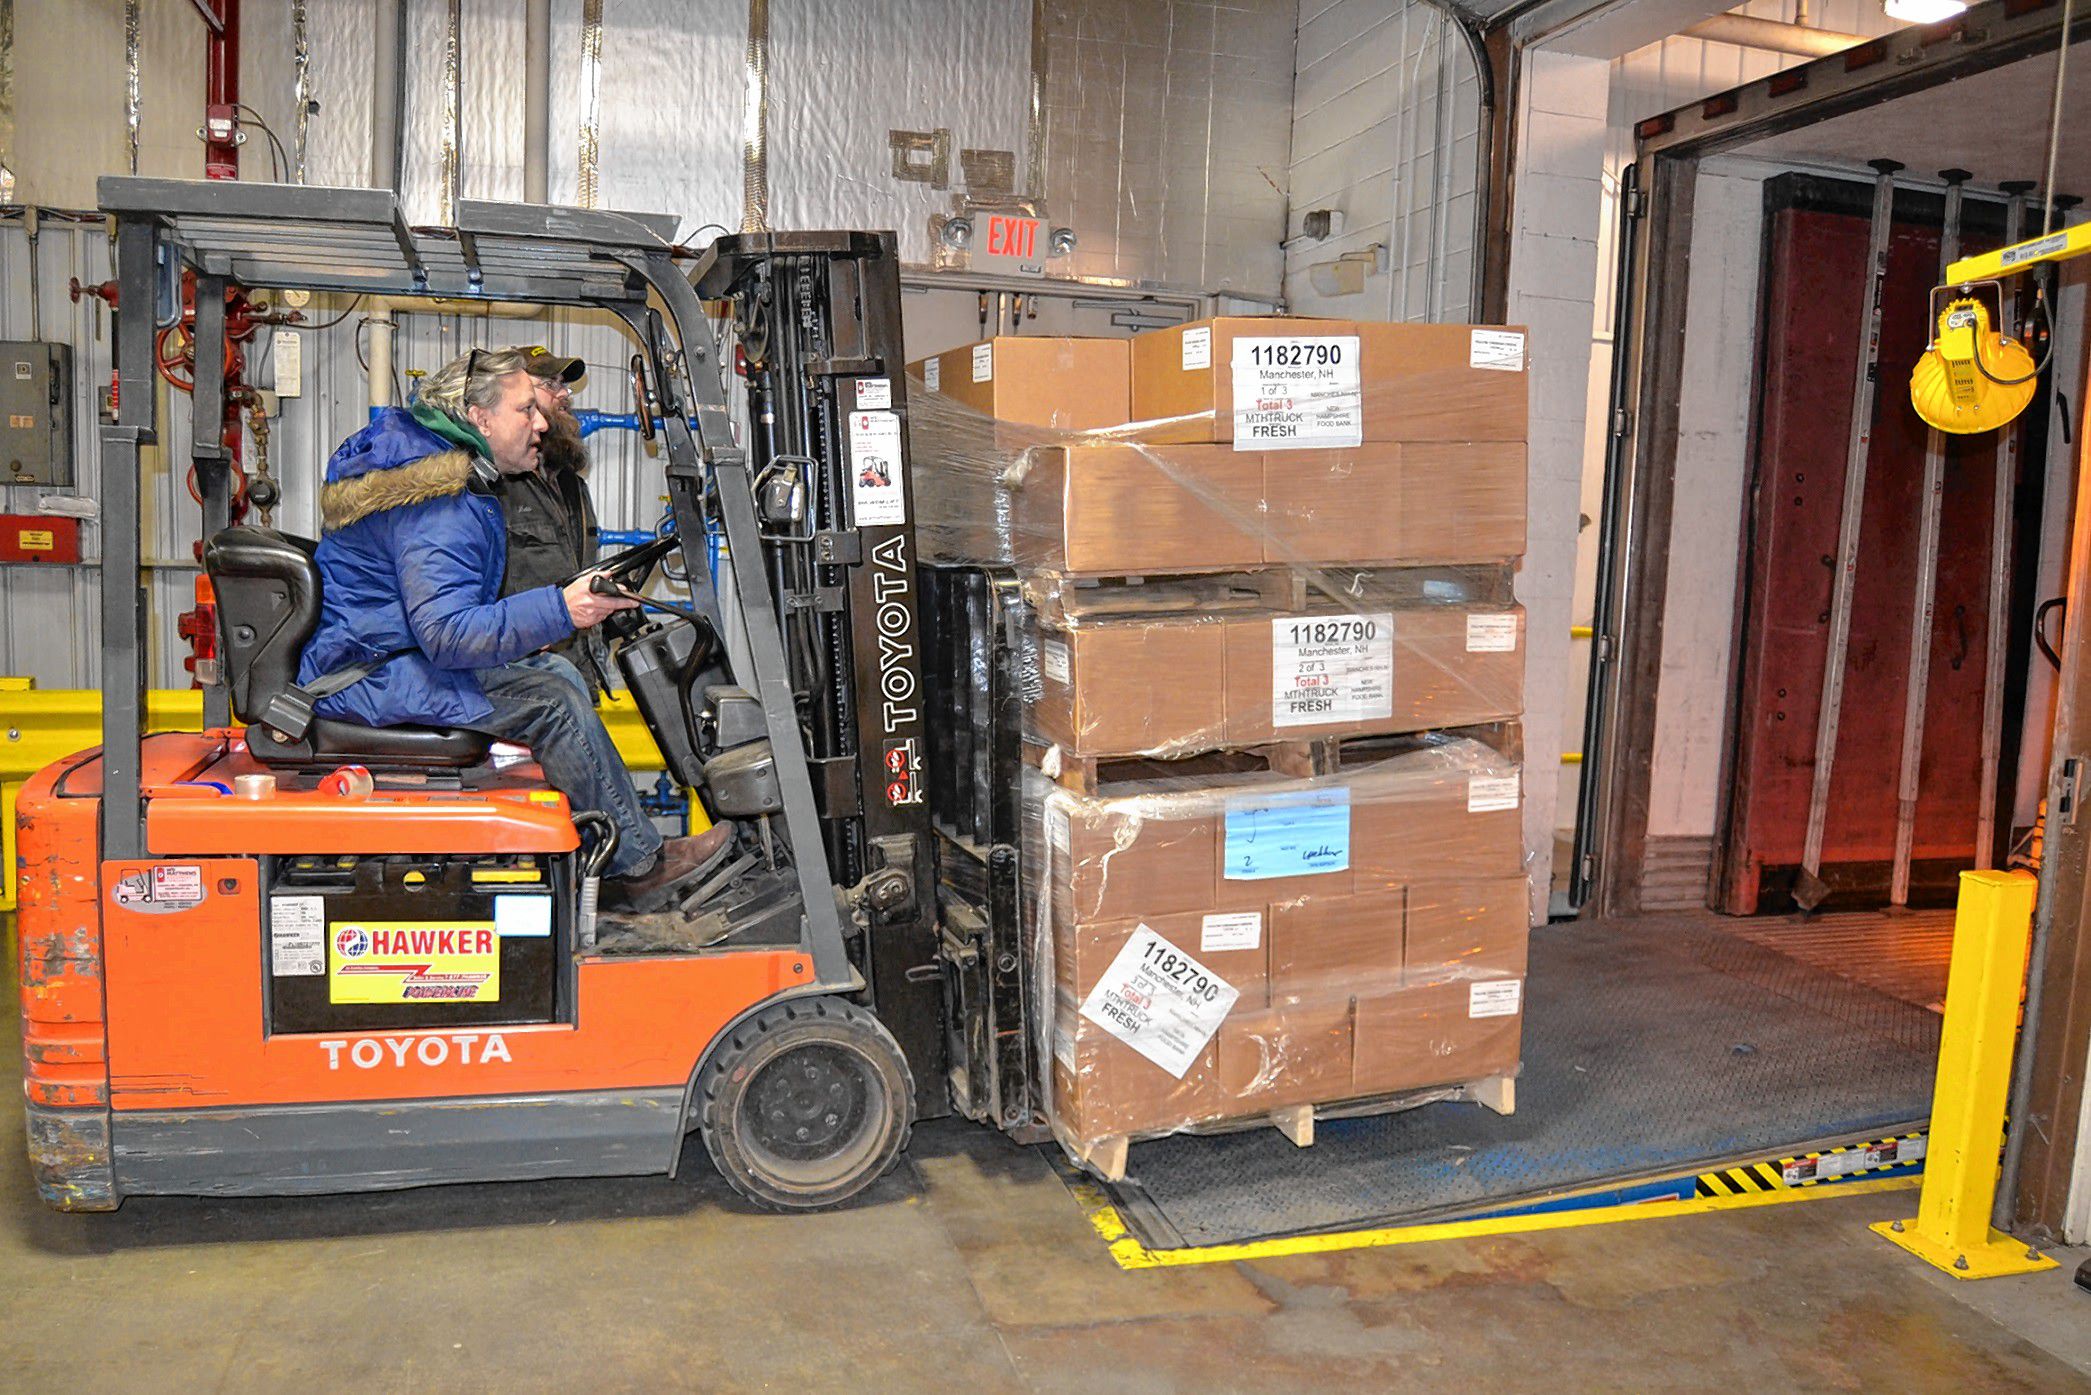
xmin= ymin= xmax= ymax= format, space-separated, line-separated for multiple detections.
xmin=1020 ymin=566 xmax=1524 ymax=760
xmin=906 ymin=319 xmax=1530 ymax=578
xmin=1021 ymin=733 xmax=1531 ymax=1164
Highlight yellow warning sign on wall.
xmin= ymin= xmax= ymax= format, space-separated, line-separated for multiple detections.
xmin=328 ymin=922 xmax=500 ymax=1004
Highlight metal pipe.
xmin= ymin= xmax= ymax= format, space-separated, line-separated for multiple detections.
xmin=742 ymin=0 xmax=771 ymax=234
xmin=370 ymin=0 xmax=403 ymax=188
xmin=1683 ymin=14 xmax=1868 ymax=56
xmin=362 ymin=295 xmax=546 ymax=411
xmin=578 ymin=0 xmax=604 ymax=209
xmin=1890 ymin=168 xmax=1969 ymax=907
xmin=1978 ymin=180 xmax=2039 ymax=869
xmin=524 ymin=0 xmax=551 ymax=203
xmin=201 ymin=0 xmax=241 ymax=180
xmin=441 ymin=0 xmax=463 ymax=223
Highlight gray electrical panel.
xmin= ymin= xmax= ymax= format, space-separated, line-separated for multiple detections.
xmin=0 ymin=342 xmax=74 ymax=486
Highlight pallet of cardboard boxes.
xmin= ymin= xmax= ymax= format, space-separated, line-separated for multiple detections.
xmin=910 ymin=316 xmax=1531 ymax=1181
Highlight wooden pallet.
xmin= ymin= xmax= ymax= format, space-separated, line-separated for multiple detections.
xmin=1026 ymin=567 xmax=1309 ymax=628
xmin=1060 ymin=1074 xmax=1517 ymax=1184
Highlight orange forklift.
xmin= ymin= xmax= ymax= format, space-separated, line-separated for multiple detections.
xmin=17 ymin=177 xmax=1038 ymax=1211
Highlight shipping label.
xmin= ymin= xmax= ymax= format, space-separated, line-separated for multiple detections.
xmin=1468 ymin=773 xmax=1521 ymax=813
xmin=1200 ymin=911 xmax=1262 ymax=954
xmin=1469 ymin=979 xmax=1523 ymax=1019
xmin=1041 ymin=637 xmax=1071 ymax=685
xmin=847 ymin=410 xmax=907 ymax=526
xmin=1465 ymin=613 xmax=1519 ymax=653
xmin=1224 ymin=788 xmax=1351 ymax=880
xmin=329 ymin=922 xmax=500 ymax=1005
xmin=270 ymin=896 xmax=327 ymax=977
xmin=1272 ymin=613 xmax=1393 ymax=727
xmin=1181 ymin=324 xmax=1212 ymax=371
xmin=1230 ymin=335 xmax=1363 ymax=451
xmin=971 ymin=342 xmax=994 ymax=383
xmin=1470 ymin=329 xmax=1526 ymax=372
xmin=854 ymin=377 xmax=892 ymax=410
xmin=1079 ymin=924 xmax=1241 ymax=1078
xmin=924 ymin=357 xmax=941 ymax=392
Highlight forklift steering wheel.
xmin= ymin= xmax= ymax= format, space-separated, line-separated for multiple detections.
xmin=568 ymin=531 xmax=680 ymax=596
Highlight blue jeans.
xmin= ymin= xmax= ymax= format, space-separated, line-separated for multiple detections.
xmin=469 ymin=653 xmax=661 ymax=877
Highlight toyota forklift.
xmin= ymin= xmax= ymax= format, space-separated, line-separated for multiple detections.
xmin=16 ymin=177 xmax=1037 ymax=1212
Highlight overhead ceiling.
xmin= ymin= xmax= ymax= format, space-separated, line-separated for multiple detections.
xmin=1738 ymin=42 xmax=2091 ymax=197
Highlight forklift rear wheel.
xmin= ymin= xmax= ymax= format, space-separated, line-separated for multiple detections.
xmin=695 ymin=996 xmax=915 ymax=1211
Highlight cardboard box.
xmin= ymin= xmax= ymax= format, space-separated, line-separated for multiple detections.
xmin=1016 ymin=444 xmax=1265 ymax=574
xmin=1131 ymin=317 xmax=1530 ymax=445
xmin=1053 ymin=909 xmax=1270 ymax=1009
xmin=1404 ymin=877 xmax=1531 ymax=984
xmin=1351 ymin=978 xmax=1524 ymax=1097
xmin=1052 ymin=1004 xmax=1217 ymax=1143
xmin=1031 ymin=604 xmax=1523 ymax=760
xmin=1268 ymin=890 xmax=1403 ymax=1008
xmin=1215 ymin=1001 xmax=1356 ymax=1112
xmin=916 ymin=337 xmax=1129 ymax=434
xmin=1042 ymin=741 xmax=1524 ymax=923
xmin=1262 ymin=441 xmax=1527 ymax=566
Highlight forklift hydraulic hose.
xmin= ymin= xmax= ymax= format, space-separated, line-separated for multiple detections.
xmin=573 ymin=809 xmax=618 ymax=878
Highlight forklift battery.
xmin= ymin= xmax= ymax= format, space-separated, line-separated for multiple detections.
xmin=263 ymin=854 xmax=569 ymax=1034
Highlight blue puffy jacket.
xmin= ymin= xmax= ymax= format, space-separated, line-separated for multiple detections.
xmin=297 ymin=406 xmax=573 ymax=730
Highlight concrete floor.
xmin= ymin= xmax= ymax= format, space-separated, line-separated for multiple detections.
xmin=0 ymin=1097 xmax=2086 ymax=1393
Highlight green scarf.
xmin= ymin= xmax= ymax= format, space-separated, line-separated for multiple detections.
xmin=410 ymin=402 xmax=493 ymax=462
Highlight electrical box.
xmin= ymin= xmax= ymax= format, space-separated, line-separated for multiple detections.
xmin=0 ymin=514 xmax=81 ymax=563
xmin=0 ymin=342 xmax=74 ymax=487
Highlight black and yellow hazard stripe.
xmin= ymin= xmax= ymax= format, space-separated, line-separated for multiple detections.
xmin=1694 ymin=1129 xmax=1926 ymax=1198
xmin=1696 ymin=1160 xmax=1789 ymax=1197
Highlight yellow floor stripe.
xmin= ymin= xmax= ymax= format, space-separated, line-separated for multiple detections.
xmin=1069 ymin=1174 xmax=1922 ymax=1271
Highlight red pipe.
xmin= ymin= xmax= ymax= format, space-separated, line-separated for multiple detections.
xmin=201 ymin=0 xmax=240 ymax=180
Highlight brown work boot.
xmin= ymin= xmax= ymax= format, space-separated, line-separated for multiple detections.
xmin=603 ymin=822 xmax=738 ymax=912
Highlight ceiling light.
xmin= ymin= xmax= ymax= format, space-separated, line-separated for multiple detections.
xmin=1882 ymin=0 xmax=1967 ymax=24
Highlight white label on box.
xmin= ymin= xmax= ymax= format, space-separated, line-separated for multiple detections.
xmin=854 ymin=377 xmax=892 ymax=410
xmin=1200 ymin=911 xmax=1262 ymax=954
xmin=1466 ymin=613 xmax=1519 ymax=653
xmin=847 ymin=410 xmax=907 ymax=526
xmin=971 ymin=342 xmax=994 ymax=383
xmin=1181 ymin=324 xmax=1212 ymax=371
xmin=1041 ymin=638 xmax=1071 ymax=684
xmin=924 ymin=357 xmax=941 ymax=392
xmin=1468 ymin=773 xmax=1521 ymax=813
xmin=1079 ymin=924 xmax=1241 ymax=1079
xmin=1470 ymin=329 xmax=1526 ymax=372
xmin=1230 ymin=335 xmax=1363 ymax=452
xmin=1272 ymin=613 xmax=1394 ymax=727
xmin=1470 ymin=978 xmax=1523 ymax=1018
xmin=270 ymin=896 xmax=326 ymax=977
xmin=273 ymin=330 xmax=303 ymax=398
xmin=1047 ymin=805 xmax=1071 ymax=855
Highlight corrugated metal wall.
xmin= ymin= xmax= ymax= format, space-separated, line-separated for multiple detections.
xmin=0 ymin=0 xmax=1304 ymax=690
xmin=1285 ymin=0 xmax=1479 ymax=323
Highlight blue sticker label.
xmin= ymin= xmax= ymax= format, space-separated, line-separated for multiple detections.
xmin=1222 ymin=788 xmax=1351 ymax=880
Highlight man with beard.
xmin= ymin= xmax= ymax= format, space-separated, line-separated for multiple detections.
xmin=497 ymin=344 xmax=613 ymax=697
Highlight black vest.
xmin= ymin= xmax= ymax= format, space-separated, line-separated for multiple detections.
xmin=496 ymin=464 xmax=608 ymax=694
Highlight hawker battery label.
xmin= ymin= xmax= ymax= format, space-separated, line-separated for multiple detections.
xmin=329 ymin=922 xmax=500 ymax=1004
xmin=1230 ymin=335 xmax=1362 ymax=451
xmin=270 ymin=896 xmax=326 ymax=976
xmin=848 ymin=410 xmax=907 ymax=526
xmin=1272 ymin=613 xmax=1393 ymax=727
xmin=1079 ymin=924 xmax=1240 ymax=1078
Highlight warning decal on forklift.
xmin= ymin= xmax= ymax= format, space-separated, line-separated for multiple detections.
xmin=270 ymin=896 xmax=327 ymax=976
xmin=848 ymin=410 xmax=908 ymax=526
xmin=1080 ymin=924 xmax=1240 ymax=1079
xmin=329 ymin=922 xmax=500 ymax=1004
xmin=113 ymin=865 xmax=206 ymax=914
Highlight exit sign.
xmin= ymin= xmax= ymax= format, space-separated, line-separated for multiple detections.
xmin=977 ymin=213 xmax=1045 ymax=277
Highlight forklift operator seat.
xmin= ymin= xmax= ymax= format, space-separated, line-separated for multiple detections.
xmin=202 ymin=526 xmax=493 ymax=770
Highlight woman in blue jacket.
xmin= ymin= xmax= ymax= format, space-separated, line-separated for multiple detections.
xmin=297 ymin=347 xmax=732 ymax=911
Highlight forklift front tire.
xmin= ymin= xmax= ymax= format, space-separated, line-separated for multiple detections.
xmin=694 ymin=996 xmax=915 ymax=1211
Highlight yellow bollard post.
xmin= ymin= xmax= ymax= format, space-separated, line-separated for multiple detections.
xmin=1872 ymin=869 xmax=2057 ymax=1278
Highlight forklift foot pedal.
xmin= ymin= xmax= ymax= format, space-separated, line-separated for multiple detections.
xmin=678 ymin=851 xmax=761 ymax=913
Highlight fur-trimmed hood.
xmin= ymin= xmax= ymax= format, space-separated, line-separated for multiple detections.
xmin=319 ymin=406 xmax=478 ymax=531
